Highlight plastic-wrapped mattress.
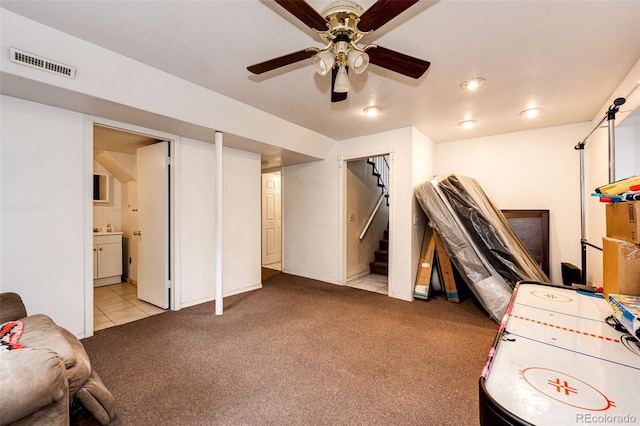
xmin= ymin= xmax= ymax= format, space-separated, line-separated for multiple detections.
xmin=415 ymin=175 xmax=549 ymax=321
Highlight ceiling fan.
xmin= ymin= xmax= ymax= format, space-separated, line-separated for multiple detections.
xmin=247 ymin=0 xmax=431 ymax=102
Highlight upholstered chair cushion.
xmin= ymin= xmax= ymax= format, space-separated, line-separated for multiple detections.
xmin=0 ymin=348 xmax=69 ymax=426
xmin=18 ymin=315 xmax=76 ymax=369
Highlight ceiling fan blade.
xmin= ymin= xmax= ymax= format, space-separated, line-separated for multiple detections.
xmin=368 ymin=45 xmax=430 ymax=79
xmin=331 ymin=67 xmax=348 ymax=103
xmin=275 ymin=0 xmax=328 ymax=31
xmin=247 ymin=49 xmax=317 ymax=74
xmin=357 ymin=0 xmax=419 ymax=32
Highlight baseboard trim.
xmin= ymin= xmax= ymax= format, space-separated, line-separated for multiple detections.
xmin=179 ymin=283 xmax=263 ymax=310
xmin=93 ymin=276 xmax=122 ymax=287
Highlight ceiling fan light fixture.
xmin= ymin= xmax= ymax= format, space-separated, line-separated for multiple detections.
xmin=520 ymin=107 xmax=542 ymax=118
xmin=313 ymin=50 xmax=336 ymax=76
xmin=461 ymin=78 xmax=485 ymax=91
xmin=347 ymin=49 xmax=369 ymax=74
xmin=458 ymin=120 xmax=477 ymax=129
xmin=247 ymin=0 xmax=431 ymax=103
xmin=334 ymin=66 xmax=350 ymax=93
xmin=363 ymin=106 xmax=381 ymax=117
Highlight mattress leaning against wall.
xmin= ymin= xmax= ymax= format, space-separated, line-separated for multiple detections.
xmin=415 ymin=174 xmax=549 ymax=321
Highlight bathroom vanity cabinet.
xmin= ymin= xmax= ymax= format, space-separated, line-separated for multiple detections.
xmin=93 ymin=232 xmax=123 ymax=286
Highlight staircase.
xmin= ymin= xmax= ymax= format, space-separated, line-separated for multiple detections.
xmin=362 ymin=156 xmax=390 ymax=276
xmin=369 ymin=225 xmax=389 ymax=275
xmin=366 ymin=157 xmax=389 ymax=206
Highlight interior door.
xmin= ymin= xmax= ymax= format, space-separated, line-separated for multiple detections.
xmin=136 ymin=141 xmax=169 ymax=308
xmin=261 ymin=172 xmax=281 ymax=266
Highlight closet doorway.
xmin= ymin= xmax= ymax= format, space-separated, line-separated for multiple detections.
xmin=92 ymin=124 xmax=169 ymax=331
xmin=344 ymin=155 xmax=390 ymax=295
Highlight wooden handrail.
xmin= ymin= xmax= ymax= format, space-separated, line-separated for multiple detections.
xmin=359 ymin=192 xmax=386 ymax=240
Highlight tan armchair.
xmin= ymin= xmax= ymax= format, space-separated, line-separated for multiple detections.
xmin=0 ymin=293 xmax=116 ymax=425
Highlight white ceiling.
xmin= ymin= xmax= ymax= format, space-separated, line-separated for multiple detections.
xmin=1 ymin=0 xmax=639 ymax=146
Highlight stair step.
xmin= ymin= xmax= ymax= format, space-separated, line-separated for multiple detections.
xmin=384 ymin=229 xmax=389 ymax=239
xmin=374 ymin=250 xmax=388 ymax=262
xmin=379 ymin=239 xmax=388 ymax=251
xmin=369 ymin=261 xmax=388 ymax=276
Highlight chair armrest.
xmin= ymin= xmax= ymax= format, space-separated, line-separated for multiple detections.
xmin=0 ymin=348 xmax=68 ymax=425
xmin=0 ymin=293 xmax=27 ymax=323
xmin=59 ymin=326 xmax=91 ymax=397
xmin=19 ymin=314 xmax=77 ymax=369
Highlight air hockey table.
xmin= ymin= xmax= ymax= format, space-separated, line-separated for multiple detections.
xmin=479 ymin=281 xmax=640 ymax=425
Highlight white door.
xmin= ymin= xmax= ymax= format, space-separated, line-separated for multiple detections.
xmin=136 ymin=141 xmax=169 ymax=308
xmin=261 ymin=172 xmax=282 ymax=266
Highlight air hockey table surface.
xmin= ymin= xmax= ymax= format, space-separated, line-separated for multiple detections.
xmin=479 ymin=281 xmax=640 ymax=425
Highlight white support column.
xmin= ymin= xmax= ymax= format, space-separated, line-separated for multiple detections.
xmin=215 ymin=131 xmax=223 ymax=315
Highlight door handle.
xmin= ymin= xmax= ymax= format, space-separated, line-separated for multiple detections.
xmin=133 ymin=230 xmax=141 ymax=236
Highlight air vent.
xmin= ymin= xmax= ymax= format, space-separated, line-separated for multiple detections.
xmin=10 ymin=48 xmax=76 ymax=79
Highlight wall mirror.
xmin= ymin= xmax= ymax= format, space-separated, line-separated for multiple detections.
xmin=93 ymin=173 xmax=110 ymax=203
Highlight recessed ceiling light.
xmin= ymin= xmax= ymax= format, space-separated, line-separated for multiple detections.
xmin=520 ymin=108 xmax=542 ymax=118
xmin=363 ymin=106 xmax=381 ymax=117
xmin=461 ymin=78 xmax=485 ymax=91
xmin=458 ymin=120 xmax=477 ymax=129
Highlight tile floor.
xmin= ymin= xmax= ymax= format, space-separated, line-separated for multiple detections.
xmin=94 ymin=282 xmax=166 ymax=331
xmin=346 ymin=273 xmax=388 ymax=295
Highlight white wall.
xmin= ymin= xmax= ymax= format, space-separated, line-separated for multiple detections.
xmin=434 ymin=122 xmax=591 ymax=283
xmin=411 ymin=128 xmax=436 ymax=287
xmin=283 ymin=127 xmax=434 ymax=301
xmin=221 ymin=147 xmax=262 ymax=298
xmin=1 ymin=96 xmax=264 ymax=336
xmin=177 ymin=140 xmax=261 ymax=309
xmin=121 ymin=180 xmax=138 ymax=282
xmin=616 ymin=123 xmax=640 ymax=180
xmin=283 ymin=157 xmax=340 ymax=284
xmin=1 ymin=95 xmax=87 ymax=334
xmin=92 ymin=162 xmax=123 ymax=231
xmin=177 ymin=137 xmax=216 ymax=307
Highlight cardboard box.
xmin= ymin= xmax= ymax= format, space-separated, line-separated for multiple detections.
xmin=606 ymin=201 xmax=640 ymax=244
xmin=602 ymin=237 xmax=640 ymax=298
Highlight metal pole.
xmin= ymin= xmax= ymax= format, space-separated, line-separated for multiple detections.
xmin=215 ymin=131 xmax=223 ymax=315
xmin=579 ymin=147 xmax=587 ymax=283
xmin=573 ymin=97 xmax=625 ymax=284
xmin=608 ymin=118 xmax=615 ymax=183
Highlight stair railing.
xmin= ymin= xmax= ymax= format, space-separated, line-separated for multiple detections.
xmin=359 ymin=156 xmax=390 ymax=240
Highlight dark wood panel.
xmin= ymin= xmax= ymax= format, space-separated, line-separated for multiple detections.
xmin=502 ymin=210 xmax=550 ymax=277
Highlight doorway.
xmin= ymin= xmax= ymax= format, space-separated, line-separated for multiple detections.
xmin=344 ymin=156 xmax=390 ymax=295
xmin=261 ymin=171 xmax=282 ymax=272
xmin=92 ymin=123 xmax=170 ymax=331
